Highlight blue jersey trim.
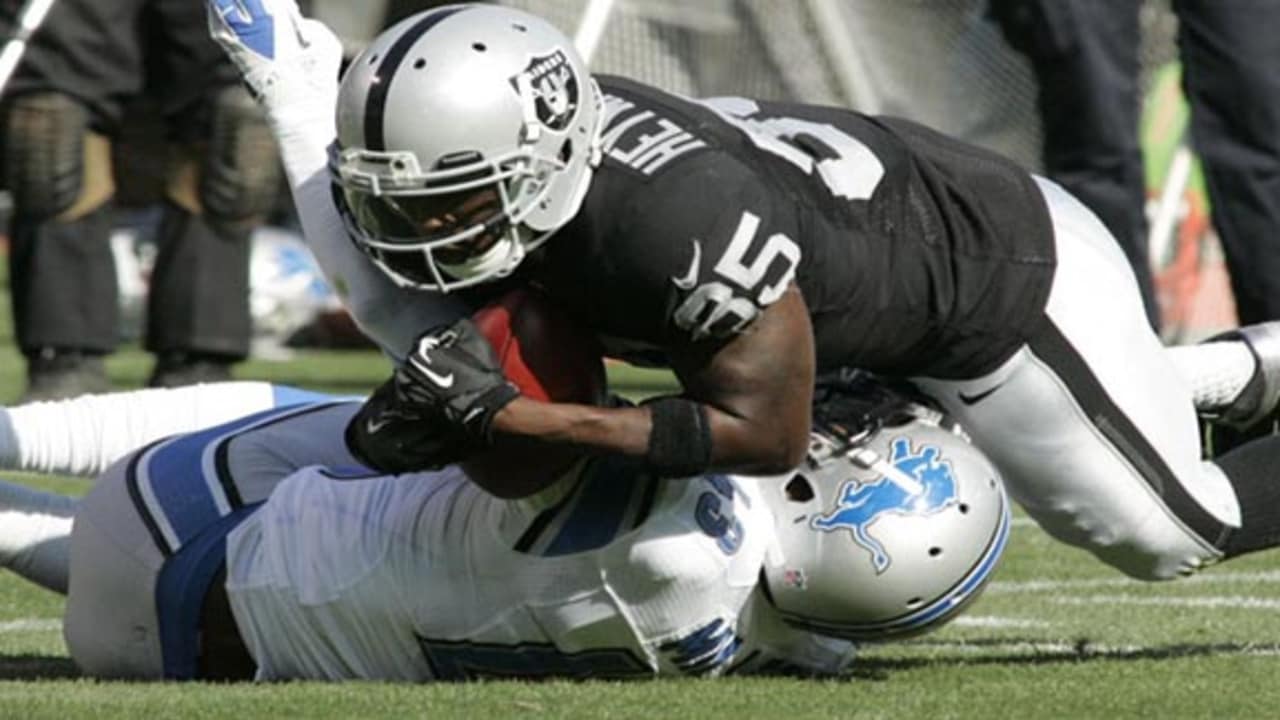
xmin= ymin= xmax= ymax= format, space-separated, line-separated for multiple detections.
xmin=543 ymin=455 xmax=648 ymax=557
xmin=141 ymin=408 xmax=282 ymax=551
xmin=130 ymin=402 xmax=351 ymax=555
xmin=155 ymin=503 xmax=260 ymax=680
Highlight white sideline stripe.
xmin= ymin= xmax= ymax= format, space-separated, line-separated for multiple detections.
xmin=951 ymin=615 xmax=1050 ymax=629
xmin=0 ymin=618 xmax=60 ymax=633
xmin=933 ymin=639 xmax=1280 ymax=657
xmin=1052 ymin=594 xmax=1280 ymax=610
xmin=990 ymin=570 xmax=1280 ymax=593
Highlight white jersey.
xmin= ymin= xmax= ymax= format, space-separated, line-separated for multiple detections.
xmin=224 ymin=458 xmax=855 ymax=680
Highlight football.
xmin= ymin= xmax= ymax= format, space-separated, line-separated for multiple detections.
xmin=471 ymin=287 xmax=606 ymax=405
xmin=463 ymin=288 xmax=606 ymax=496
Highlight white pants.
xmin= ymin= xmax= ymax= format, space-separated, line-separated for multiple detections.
xmin=63 ymin=402 xmax=361 ymax=678
xmin=914 ymin=177 xmax=1239 ymax=580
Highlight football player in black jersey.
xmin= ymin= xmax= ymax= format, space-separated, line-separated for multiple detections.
xmin=214 ymin=2 xmax=1280 ymax=582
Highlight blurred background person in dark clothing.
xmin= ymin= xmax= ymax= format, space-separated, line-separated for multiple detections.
xmin=992 ymin=0 xmax=1280 ymax=332
xmin=0 ymin=0 xmax=279 ymax=400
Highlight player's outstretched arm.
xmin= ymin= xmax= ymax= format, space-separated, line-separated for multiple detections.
xmin=0 ymin=383 xmax=336 ymax=477
xmin=491 ymin=286 xmax=815 ymax=477
xmin=207 ymin=0 xmax=342 ymax=129
xmin=346 ymin=286 xmax=814 ymax=480
xmin=208 ymin=0 xmax=450 ymax=359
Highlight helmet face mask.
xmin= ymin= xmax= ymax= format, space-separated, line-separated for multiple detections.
xmin=331 ymin=5 xmax=604 ymax=293
xmin=762 ymin=376 xmax=1011 ymax=642
xmin=332 ymin=150 xmax=523 ymax=289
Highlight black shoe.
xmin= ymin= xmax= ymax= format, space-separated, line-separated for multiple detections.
xmin=21 ymin=349 xmax=110 ymax=403
xmin=148 ymin=352 xmax=236 ymax=388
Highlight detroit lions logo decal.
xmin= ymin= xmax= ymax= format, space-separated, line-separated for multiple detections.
xmin=511 ymin=49 xmax=579 ymax=131
xmin=811 ymin=437 xmax=959 ymax=573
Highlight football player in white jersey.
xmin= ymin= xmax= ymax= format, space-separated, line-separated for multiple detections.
xmin=0 ymin=375 xmax=1008 ymax=681
xmin=204 ymin=0 xmax=1280 ymax=588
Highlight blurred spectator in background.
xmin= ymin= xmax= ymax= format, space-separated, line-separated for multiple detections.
xmin=0 ymin=0 xmax=279 ymax=400
xmin=991 ymin=0 xmax=1280 ymax=332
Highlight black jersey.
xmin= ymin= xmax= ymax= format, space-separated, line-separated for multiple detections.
xmin=525 ymin=76 xmax=1055 ymax=379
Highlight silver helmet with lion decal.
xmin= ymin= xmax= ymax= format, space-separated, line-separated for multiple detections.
xmin=761 ymin=371 xmax=1011 ymax=641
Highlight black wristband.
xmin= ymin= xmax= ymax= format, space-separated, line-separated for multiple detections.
xmin=644 ymin=397 xmax=713 ymax=478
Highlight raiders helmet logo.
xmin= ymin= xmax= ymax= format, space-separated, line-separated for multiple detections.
xmin=510 ymin=49 xmax=580 ymax=131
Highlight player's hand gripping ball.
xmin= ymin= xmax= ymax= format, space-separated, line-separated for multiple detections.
xmin=346 ymin=288 xmax=605 ymax=489
xmin=471 ymin=288 xmax=606 ymax=405
xmin=395 ymin=318 xmax=522 ymax=440
xmin=462 ymin=289 xmax=606 ymax=495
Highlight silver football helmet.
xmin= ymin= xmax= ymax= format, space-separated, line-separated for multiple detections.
xmin=761 ymin=374 xmax=1011 ymax=641
xmin=330 ymin=4 xmax=605 ymax=292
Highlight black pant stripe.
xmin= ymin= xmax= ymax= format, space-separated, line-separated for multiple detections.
xmin=1028 ymin=318 xmax=1230 ymax=548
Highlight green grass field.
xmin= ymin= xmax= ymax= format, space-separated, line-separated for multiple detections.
xmin=0 ymin=323 xmax=1278 ymax=717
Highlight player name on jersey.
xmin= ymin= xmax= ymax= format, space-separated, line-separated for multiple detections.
xmin=602 ymin=93 xmax=707 ymax=176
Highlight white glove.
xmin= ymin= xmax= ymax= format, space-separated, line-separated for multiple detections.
xmin=207 ymin=0 xmax=343 ymax=128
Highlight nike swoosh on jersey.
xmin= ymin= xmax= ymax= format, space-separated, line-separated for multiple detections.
xmin=957 ymin=383 xmax=1004 ymax=406
xmin=671 ymin=239 xmax=702 ymax=290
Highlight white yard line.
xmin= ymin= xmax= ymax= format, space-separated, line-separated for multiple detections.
xmin=924 ymin=638 xmax=1280 ymax=657
xmin=1052 ymin=594 xmax=1280 ymax=610
xmin=990 ymin=570 xmax=1280 ymax=593
xmin=950 ymin=615 xmax=1051 ymax=629
xmin=0 ymin=618 xmax=60 ymax=633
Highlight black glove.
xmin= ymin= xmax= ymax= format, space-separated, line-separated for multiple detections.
xmin=345 ymin=318 xmax=521 ymax=474
xmin=395 ymin=318 xmax=521 ymax=440
xmin=345 ymin=377 xmax=476 ymax=473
